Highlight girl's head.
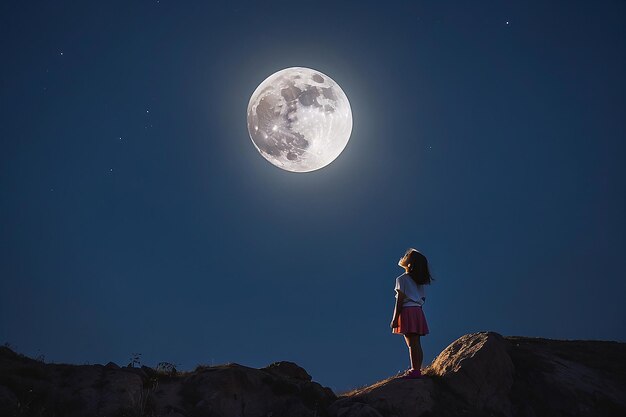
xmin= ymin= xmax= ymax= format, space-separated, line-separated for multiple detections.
xmin=398 ymin=248 xmax=433 ymax=285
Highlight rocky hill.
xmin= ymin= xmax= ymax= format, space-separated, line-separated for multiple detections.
xmin=1 ymin=331 xmax=624 ymax=417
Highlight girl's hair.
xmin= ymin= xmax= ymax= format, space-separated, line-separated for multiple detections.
xmin=402 ymin=248 xmax=434 ymax=285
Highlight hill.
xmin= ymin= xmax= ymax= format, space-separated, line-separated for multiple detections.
xmin=1 ymin=331 xmax=624 ymax=416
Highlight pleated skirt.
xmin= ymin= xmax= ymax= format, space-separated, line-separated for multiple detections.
xmin=392 ymin=306 xmax=429 ymax=335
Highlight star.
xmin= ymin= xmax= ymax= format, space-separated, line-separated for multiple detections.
xmin=506 ymin=21 xmax=510 ymax=25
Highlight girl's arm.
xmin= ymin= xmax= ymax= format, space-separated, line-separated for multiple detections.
xmin=391 ymin=290 xmax=406 ymax=327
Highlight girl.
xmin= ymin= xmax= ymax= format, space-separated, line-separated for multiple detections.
xmin=390 ymin=248 xmax=434 ymax=379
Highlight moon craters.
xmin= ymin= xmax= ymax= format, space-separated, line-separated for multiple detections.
xmin=247 ymin=67 xmax=352 ymax=172
xmin=312 ymin=73 xmax=324 ymax=83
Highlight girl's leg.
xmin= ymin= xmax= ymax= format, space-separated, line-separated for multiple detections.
xmin=403 ymin=333 xmax=423 ymax=370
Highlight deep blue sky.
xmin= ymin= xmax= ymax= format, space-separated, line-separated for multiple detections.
xmin=1 ymin=1 xmax=625 ymax=393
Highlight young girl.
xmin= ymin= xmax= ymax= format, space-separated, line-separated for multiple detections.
xmin=390 ymin=248 xmax=434 ymax=379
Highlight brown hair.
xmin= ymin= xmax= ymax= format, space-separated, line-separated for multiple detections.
xmin=400 ymin=248 xmax=434 ymax=285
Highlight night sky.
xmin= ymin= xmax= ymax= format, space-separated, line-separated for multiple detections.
xmin=1 ymin=1 xmax=625 ymax=393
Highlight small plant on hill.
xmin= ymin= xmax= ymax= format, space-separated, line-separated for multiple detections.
xmin=128 ymin=352 xmax=142 ymax=368
xmin=156 ymin=361 xmax=180 ymax=377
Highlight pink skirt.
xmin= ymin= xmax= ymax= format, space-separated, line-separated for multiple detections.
xmin=392 ymin=306 xmax=429 ymax=335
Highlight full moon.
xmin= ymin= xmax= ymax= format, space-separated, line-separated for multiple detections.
xmin=247 ymin=67 xmax=353 ymax=172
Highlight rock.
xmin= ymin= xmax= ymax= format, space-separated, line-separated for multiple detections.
xmin=0 ymin=385 xmax=17 ymax=413
xmin=329 ymin=376 xmax=435 ymax=417
xmin=121 ymin=366 xmax=148 ymax=381
xmin=506 ymin=335 xmax=626 ymax=417
xmin=174 ymin=362 xmax=334 ymax=417
xmin=1 ymin=333 xmax=625 ymax=417
xmin=330 ymin=331 xmax=626 ymax=417
xmin=430 ymin=331 xmax=514 ymax=416
xmin=332 ymin=401 xmax=383 ymax=417
xmin=262 ymin=360 xmax=313 ymax=381
xmin=57 ymin=365 xmax=103 ymax=415
xmin=97 ymin=369 xmax=144 ymax=416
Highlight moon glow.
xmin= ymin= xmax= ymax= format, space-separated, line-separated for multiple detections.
xmin=247 ymin=67 xmax=353 ymax=173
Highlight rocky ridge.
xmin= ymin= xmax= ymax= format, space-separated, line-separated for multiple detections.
xmin=1 ymin=331 xmax=624 ymax=417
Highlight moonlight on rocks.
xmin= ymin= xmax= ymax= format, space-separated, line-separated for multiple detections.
xmin=247 ymin=67 xmax=353 ymax=173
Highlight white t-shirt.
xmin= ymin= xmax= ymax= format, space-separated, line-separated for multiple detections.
xmin=395 ymin=273 xmax=427 ymax=307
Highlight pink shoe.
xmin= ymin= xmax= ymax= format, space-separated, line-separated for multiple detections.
xmin=400 ymin=368 xmax=423 ymax=379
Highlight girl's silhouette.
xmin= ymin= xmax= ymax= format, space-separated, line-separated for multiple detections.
xmin=390 ymin=248 xmax=434 ymax=379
